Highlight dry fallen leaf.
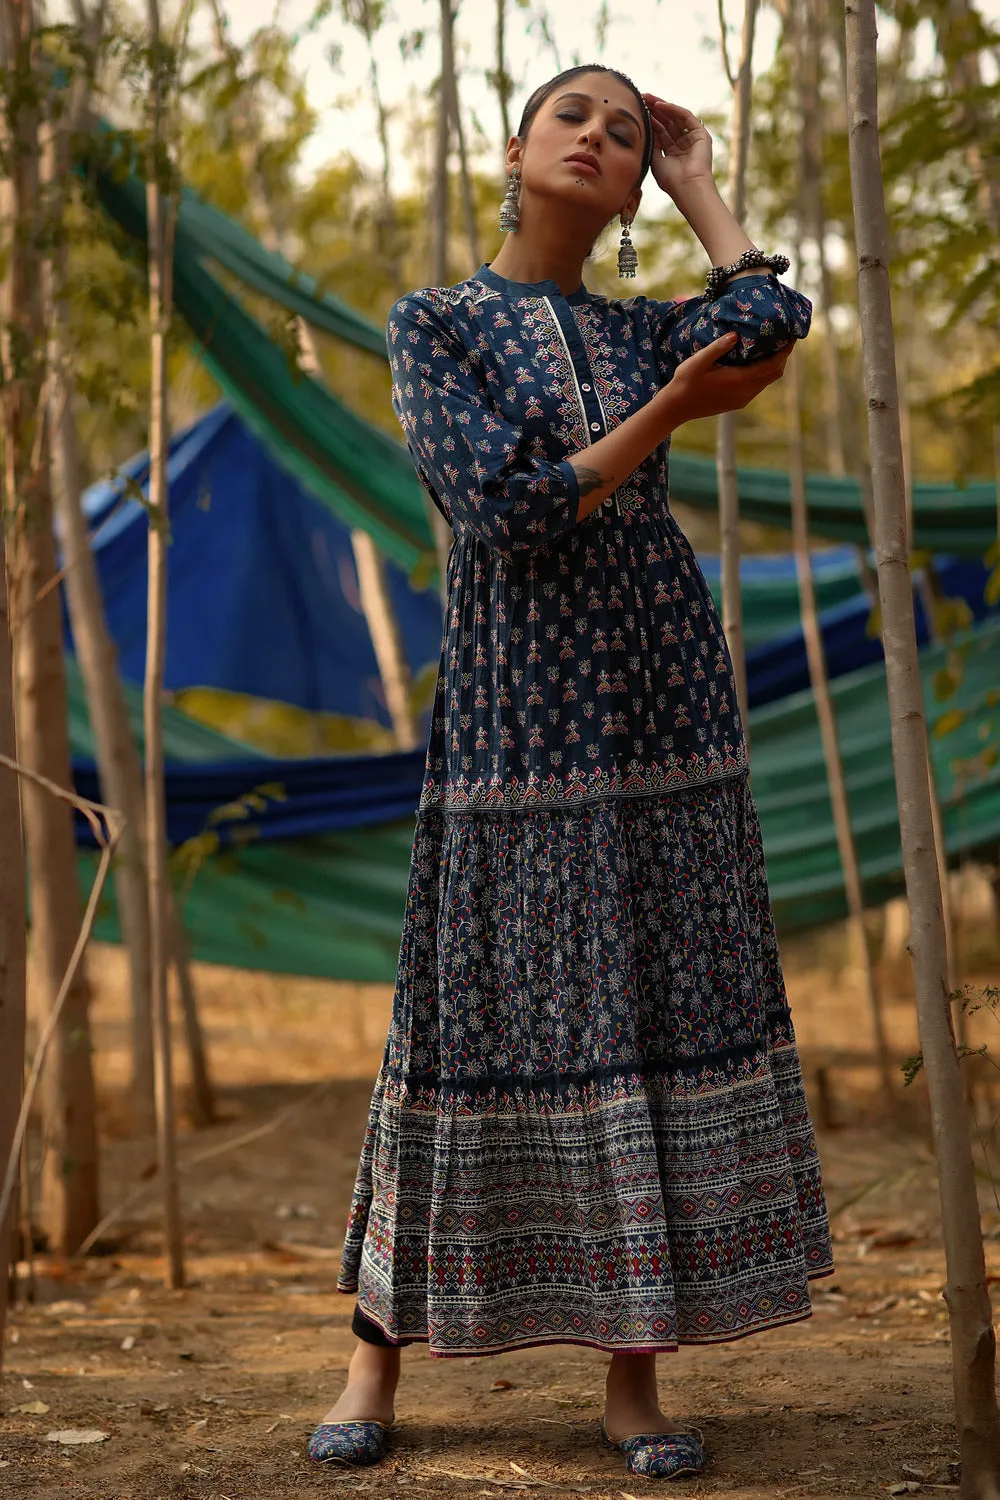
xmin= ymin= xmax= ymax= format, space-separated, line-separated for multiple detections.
xmin=491 ymin=1379 xmax=514 ymax=1391
xmin=14 ymin=1400 xmax=50 ymax=1415
xmin=45 ymin=1430 xmax=109 ymax=1446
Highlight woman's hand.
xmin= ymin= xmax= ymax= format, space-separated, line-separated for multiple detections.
xmin=664 ymin=332 xmax=794 ymax=425
xmin=642 ymin=94 xmax=715 ymax=199
xmin=570 ymin=333 xmax=792 ymax=522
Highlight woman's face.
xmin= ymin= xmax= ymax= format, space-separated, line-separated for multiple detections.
xmin=511 ymin=72 xmax=646 ymax=225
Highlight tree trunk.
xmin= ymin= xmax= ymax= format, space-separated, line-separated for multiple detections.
xmin=145 ymin=0 xmax=184 ymax=1290
xmin=364 ymin=29 xmax=402 ymax=293
xmin=442 ymin=4 xmax=480 ymax=274
xmin=495 ymin=0 xmax=511 ymax=142
xmin=715 ymin=0 xmax=758 ymax=729
xmin=426 ymin=0 xmax=458 ymax=595
xmin=165 ymin=897 xmax=215 ymax=1126
xmin=431 ymin=0 xmax=452 ymax=289
xmin=42 ymin=4 xmax=157 ymax=1140
xmin=351 ymin=531 xmax=419 ymax=748
xmin=800 ymin=0 xmax=847 ymax=479
xmin=0 ymin=513 xmax=27 ymax=1383
xmin=845 ymin=5 xmax=1000 ymax=1492
xmin=787 ymin=297 xmax=896 ymax=1113
xmin=1 ymin=0 xmax=99 ymax=1256
xmin=791 ymin=1 xmax=894 ymax=1109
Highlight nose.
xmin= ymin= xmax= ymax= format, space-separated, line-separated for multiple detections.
xmin=577 ymin=121 xmax=603 ymax=151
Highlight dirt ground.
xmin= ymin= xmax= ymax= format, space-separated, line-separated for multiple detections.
xmin=3 ymin=891 xmax=1000 ymax=1500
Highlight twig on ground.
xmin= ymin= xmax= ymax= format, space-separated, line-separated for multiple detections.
xmin=77 ymin=1078 xmax=336 ymax=1255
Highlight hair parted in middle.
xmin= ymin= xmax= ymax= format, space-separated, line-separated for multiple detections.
xmin=514 ymin=64 xmax=655 ymax=183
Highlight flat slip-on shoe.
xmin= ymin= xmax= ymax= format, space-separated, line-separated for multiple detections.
xmin=306 ymin=1417 xmax=395 ymax=1466
xmin=600 ymin=1418 xmax=706 ymax=1479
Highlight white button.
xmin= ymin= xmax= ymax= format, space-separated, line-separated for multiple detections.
xmin=590 ymin=421 xmax=601 ymax=432
xmin=581 ymin=383 xmax=592 ymax=392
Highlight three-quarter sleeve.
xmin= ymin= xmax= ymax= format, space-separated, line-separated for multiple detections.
xmin=387 ymin=294 xmax=581 ymax=554
xmin=649 ymin=272 xmax=812 ymax=372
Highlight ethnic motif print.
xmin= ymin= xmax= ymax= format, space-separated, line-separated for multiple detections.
xmin=389 ymin=295 xmax=580 ymax=554
xmin=337 ymin=779 xmax=833 ymax=1357
xmin=388 ymin=266 xmax=808 ymax=812
xmin=340 ymin=264 xmax=830 ymax=1359
xmin=421 ymin=504 xmax=745 ymax=813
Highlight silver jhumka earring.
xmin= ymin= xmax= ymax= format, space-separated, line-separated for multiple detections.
xmin=618 ymin=218 xmax=638 ymax=278
xmin=498 ymin=167 xmax=521 ymax=232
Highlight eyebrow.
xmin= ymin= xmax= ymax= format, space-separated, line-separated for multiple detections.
xmin=553 ymin=91 xmax=642 ymax=134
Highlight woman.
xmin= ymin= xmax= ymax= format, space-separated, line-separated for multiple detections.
xmin=309 ymin=64 xmax=833 ymax=1482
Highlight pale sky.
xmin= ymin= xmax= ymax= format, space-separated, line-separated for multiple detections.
xmin=194 ymin=0 xmax=1000 ymax=188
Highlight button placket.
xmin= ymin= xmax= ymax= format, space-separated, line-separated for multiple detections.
xmin=543 ymin=295 xmax=619 ymax=515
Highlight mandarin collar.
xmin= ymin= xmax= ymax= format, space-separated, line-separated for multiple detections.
xmin=474 ymin=262 xmax=591 ymax=306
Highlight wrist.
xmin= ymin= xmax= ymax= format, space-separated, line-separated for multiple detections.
xmin=654 ymin=382 xmax=688 ymax=436
xmin=669 ymin=174 xmax=723 ymax=216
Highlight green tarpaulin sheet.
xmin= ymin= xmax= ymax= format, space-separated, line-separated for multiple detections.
xmin=77 ymin=617 xmax=1000 ymax=980
xmin=85 ymin=135 xmax=999 ymax=562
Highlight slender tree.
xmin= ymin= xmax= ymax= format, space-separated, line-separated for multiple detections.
xmin=42 ymin=1 xmax=159 ymax=1139
xmin=0 ymin=505 xmax=26 ymax=1384
xmin=787 ymin=0 xmax=895 ymax=1110
xmin=144 ymin=0 xmax=183 ymax=1289
xmin=337 ymin=2 xmax=403 ymax=291
xmin=715 ymin=0 xmax=759 ymax=726
xmin=1 ymin=0 xmax=99 ymax=1255
xmin=0 ymin=23 xmax=28 ymax=1368
xmin=845 ymin=4 xmax=1000 ymax=1492
xmin=444 ymin=3 xmax=480 ymax=273
xmin=425 ymin=0 xmax=458 ymax=592
xmin=493 ymin=0 xmax=512 ymax=142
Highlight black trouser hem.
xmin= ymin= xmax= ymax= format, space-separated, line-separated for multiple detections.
xmin=352 ymin=1302 xmax=414 ymax=1347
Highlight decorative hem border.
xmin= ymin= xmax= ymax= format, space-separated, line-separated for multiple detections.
xmin=417 ymin=762 xmax=749 ymax=819
xmin=337 ymin=1260 xmax=836 ymax=1360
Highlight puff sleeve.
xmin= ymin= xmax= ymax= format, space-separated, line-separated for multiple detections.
xmin=649 ymin=272 xmax=812 ymax=375
xmin=387 ymin=294 xmax=581 ymax=554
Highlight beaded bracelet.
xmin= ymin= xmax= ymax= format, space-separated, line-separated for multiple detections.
xmin=705 ymin=249 xmax=790 ymax=298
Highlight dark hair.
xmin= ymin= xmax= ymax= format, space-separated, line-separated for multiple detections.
xmin=515 ymin=64 xmax=654 ymax=182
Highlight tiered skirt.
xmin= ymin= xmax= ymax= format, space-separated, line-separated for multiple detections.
xmin=336 ymin=774 xmax=833 ymax=1357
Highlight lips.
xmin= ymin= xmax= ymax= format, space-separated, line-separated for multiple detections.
xmin=565 ymin=152 xmax=601 ymax=176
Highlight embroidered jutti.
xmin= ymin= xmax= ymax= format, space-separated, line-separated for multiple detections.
xmin=336 ymin=265 xmax=834 ymax=1357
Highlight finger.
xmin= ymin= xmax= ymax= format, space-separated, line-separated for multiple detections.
xmin=681 ymin=332 xmax=740 ymax=367
xmin=645 ymin=98 xmax=703 ymax=132
xmin=744 ymin=346 xmax=794 ymax=376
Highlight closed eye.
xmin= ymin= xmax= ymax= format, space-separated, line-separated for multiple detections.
xmin=556 ymin=111 xmax=636 ymax=148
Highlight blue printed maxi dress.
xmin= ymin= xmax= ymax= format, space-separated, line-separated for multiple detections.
xmin=336 ymin=263 xmax=834 ymax=1357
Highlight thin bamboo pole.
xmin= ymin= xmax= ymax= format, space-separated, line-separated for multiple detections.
xmin=845 ymin=5 xmax=1000 ymax=1491
xmin=715 ymin=0 xmax=759 ymax=730
xmin=2 ymin=0 xmax=99 ymax=1255
xmin=145 ymin=0 xmax=183 ymax=1289
xmin=790 ymin=1 xmax=894 ymax=1112
xmin=443 ymin=5 xmax=479 ymax=273
xmin=0 ymin=506 xmax=27 ymax=1383
xmin=786 ymin=292 xmax=895 ymax=1112
xmin=426 ymin=0 xmax=458 ymax=596
xmin=495 ymin=0 xmax=511 ymax=142
xmin=43 ymin=2 xmax=157 ymax=1138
